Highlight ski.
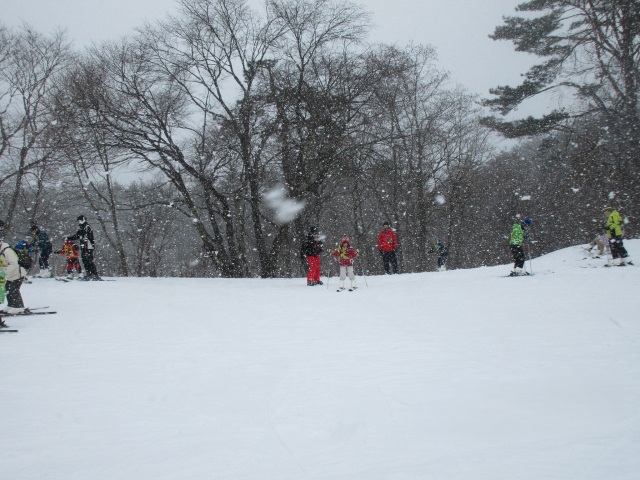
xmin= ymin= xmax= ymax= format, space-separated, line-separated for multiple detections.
xmin=0 ymin=329 xmax=19 ymax=333
xmin=502 ymin=273 xmax=533 ymax=277
xmin=2 ymin=311 xmax=57 ymax=316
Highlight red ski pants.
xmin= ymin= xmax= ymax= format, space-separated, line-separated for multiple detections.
xmin=306 ymin=255 xmax=321 ymax=283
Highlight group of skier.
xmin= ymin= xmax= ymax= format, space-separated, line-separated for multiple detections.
xmin=0 ymin=215 xmax=100 ymax=318
xmin=300 ymin=221 xmax=449 ymax=289
xmin=302 ymin=205 xmax=633 ymax=285
xmin=508 ymin=206 xmax=633 ymax=276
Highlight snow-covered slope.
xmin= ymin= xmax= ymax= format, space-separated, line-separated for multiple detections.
xmin=2 ymin=241 xmax=639 ymax=480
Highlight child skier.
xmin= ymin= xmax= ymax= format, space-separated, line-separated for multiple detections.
xmin=428 ymin=240 xmax=449 ymax=271
xmin=585 ymin=232 xmax=609 ymax=257
xmin=56 ymin=238 xmax=82 ymax=279
xmin=331 ymin=235 xmax=358 ymax=291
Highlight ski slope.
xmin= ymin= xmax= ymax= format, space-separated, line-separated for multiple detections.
xmin=2 ymin=241 xmax=639 ymax=480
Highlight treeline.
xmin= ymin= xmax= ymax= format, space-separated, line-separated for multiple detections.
xmin=1 ymin=0 xmax=638 ymax=278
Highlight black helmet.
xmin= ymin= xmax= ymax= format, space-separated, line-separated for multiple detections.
xmin=77 ymin=215 xmax=86 ymax=222
xmin=309 ymin=226 xmax=318 ymax=234
xmin=30 ymin=224 xmax=38 ymax=232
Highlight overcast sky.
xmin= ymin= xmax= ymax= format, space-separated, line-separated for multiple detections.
xmin=2 ymin=0 xmax=537 ymax=100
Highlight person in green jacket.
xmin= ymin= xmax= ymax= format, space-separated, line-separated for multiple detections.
xmin=509 ymin=216 xmax=531 ymax=276
xmin=603 ymin=206 xmax=632 ymax=266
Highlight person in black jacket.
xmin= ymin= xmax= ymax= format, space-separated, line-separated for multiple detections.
xmin=300 ymin=226 xmax=324 ymax=286
xmin=67 ymin=215 xmax=100 ymax=280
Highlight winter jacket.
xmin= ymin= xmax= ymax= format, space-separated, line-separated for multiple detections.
xmin=57 ymin=241 xmax=80 ymax=260
xmin=0 ymin=241 xmax=26 ymax=281
xmin=509 ymin=222 xmax=526 ymax=246
xmin=428 ymin=242 xmax=449 ymax=255
xmin=331 ymin=245 xmax=358 ymax=266
xmin=68 ymin=222 xmax=95 ymax=252
xmin=31 ymin=228 xmax=52 ymax=253
xmin=378 ymin=229 xmax=398 ymax=252
xmin=301 ymin=235 xmax=323 ymax=257
xmin=605 ymin=210 xmax=623 ymax=237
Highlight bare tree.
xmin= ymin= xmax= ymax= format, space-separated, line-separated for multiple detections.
xmin=0 ymin=24 xmax=72 ymax=227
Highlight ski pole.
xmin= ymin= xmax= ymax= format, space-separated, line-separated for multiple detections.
xmin=359 ymin=253 xmax=368 ymax=287
xmin=326 ymin=262 xmax=331 ymax=289
xmin=527 ymin=241 xmax=533 ymax=275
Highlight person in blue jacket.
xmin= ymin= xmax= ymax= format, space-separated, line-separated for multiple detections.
xmin=30 ymin=224 xmax=53 ymax=278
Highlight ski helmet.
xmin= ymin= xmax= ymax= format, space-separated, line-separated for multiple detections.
xmin=524 ymin=217 xmax=533 ymax=227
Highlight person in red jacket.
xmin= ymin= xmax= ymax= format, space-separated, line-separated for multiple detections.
xmin=331 ymin=235 xmax=359 ymax=291
xmin=56 ymin=238 xmax=83 ymax=279
xmin=377 ymin=221 xmax=399 ymax=274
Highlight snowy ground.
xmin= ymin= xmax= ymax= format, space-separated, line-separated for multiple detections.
xmin=1 ymin=241 xmax=639 ymax=480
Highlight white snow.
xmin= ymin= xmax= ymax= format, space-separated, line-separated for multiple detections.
xmin=2 ymin=241 xmax=640 ymax=480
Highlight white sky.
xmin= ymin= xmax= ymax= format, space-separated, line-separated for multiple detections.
xmin=1 ymin=0 xmax=535 ymax=99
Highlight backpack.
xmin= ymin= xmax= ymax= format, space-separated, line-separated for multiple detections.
xmin=0 ymin=246 xmax=32 ymax=271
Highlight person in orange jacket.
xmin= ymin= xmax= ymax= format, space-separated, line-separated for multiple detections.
xmin=56 ymin=238 xmax=83 ymax=279
xmin=377 ymin=221 xmax=399 ymax=274
xmin=331 ymin=235 xmax=358 ymax=291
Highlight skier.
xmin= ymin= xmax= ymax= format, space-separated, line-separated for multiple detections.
xmin=509 ymin=216 xmax=531 ymax=276
xmin=301 ymin=226 xmax=324 ymax=286
xmin=585 ymin=232 xmax=609 ymax=257
xmin=55 ymin=238 xmax=82 ymax=279
xmin=428 ymin=240 xmax=449 ymax=271
xmin=377 ymin=221 xmax=399 ymax=274
xmin=66 ymin=215 xmax=100 ymax=280
xmin=29 ymin=224 xmax=53 ymax=277
xmin=0 ymin=235 xmax=29 ymax=314
xmin=603 ymin=206 xmax=633 ymax=266
xmin=331 ymin=235 xmax=358 ymax=291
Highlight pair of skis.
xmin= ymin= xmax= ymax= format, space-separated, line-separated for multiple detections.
xmin=336 ymin=287 xmax=357 ymax=292
xmin=2 ymin=309 xmax=57 ymax=317
xmin=1 ymin=307 xmax=57 ymax=333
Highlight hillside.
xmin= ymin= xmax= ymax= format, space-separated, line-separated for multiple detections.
xmin=2 ymin=240 xmax=639 ymax=480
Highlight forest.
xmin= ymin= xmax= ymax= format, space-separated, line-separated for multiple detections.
xmin=1 ymin=0 xmax=638 ymax=278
